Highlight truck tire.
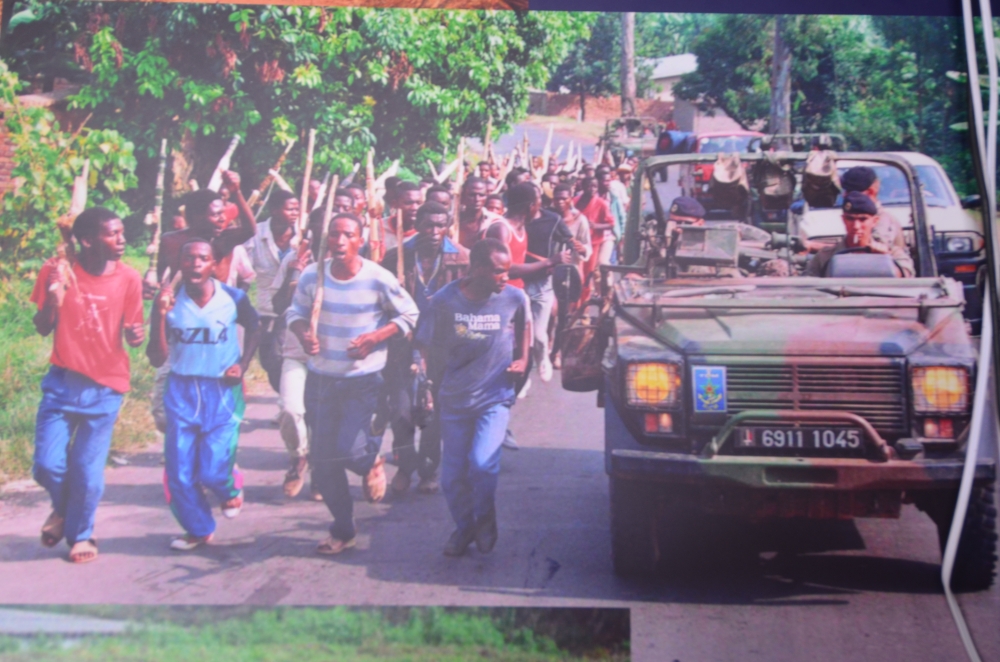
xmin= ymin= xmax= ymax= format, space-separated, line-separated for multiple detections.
xmin=610 ymin=477 xmax=658 ymax=577
xmin=920 ymin=484 xmax=998 ymax=592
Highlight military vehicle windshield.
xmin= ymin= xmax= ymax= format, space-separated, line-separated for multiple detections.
xmin=628 ymin=152 xmax=935 ymax=278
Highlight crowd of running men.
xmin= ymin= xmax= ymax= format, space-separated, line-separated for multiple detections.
xmin=29 ymin=152 xmax=637 ymax=563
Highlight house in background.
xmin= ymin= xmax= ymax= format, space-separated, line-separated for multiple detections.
xmin=643 ymin=53 xmax=745 ymax=134
xmin=644 ymin=53 xmax=697 ymax=102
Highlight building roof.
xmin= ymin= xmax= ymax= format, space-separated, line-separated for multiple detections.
xmin=646 ymin=54 xmax=698 ymax=80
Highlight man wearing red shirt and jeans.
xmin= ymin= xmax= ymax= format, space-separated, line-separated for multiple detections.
xmin=574 ymin=176 xmax=615 ymax=305
xmin=30 ymin=207 xmax=145 ymax=563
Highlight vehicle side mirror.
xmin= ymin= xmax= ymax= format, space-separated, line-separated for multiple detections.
xmin=961 ymin=194 xmax=982 ymax=209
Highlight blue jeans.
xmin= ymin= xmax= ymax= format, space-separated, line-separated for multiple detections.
xmin=33 ymin=366 xmax=124 ymax=546
xmin=304 ymin=371 xmax=383 ymax=542
xmin=439 ymin=403 xmax=511 ymax=536
xmin=525 ymin=278 xmax=555 ymax=366
xmin=163 ymin=374 xmax=245 ymax=538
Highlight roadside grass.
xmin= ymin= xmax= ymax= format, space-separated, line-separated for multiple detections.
xmin=0 ymin=247 xmax=270 ymax=485
xmin=0 ymin=250 xmax=158 ymax=484
xmin=0 ymin=607 xmax=627 ymax=661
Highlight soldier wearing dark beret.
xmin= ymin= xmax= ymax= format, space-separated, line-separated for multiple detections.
xmin=805 ymin=191 xmax=914 ymax=277
xmin=840 ymin=165 xmax=907 ymax=251
xmin=668 ymin=196 xmax=707 ymax=225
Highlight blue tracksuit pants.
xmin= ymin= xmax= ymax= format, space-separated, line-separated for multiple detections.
xmin=163 ymin=373 xmax=244 ymax=538
xmin=33 ymin=366 xmax=124 ymax=546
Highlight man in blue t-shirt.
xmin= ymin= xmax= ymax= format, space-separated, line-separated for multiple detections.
xmin=147 ymin=240 xmax=261 ymax=552
xmin=414 ymin=238 xmax=531 ymax=557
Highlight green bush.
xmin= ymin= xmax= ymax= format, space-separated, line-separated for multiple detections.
xmin=0 ymin=60 xmax=138 ymax=275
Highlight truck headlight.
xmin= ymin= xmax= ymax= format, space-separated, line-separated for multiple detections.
xmin=912 ymin=366 xmax=970 ymax=413
xmin=945 ymin=236 xmax=974 ymax=253
xmin=940 ymin=231 xmax=983 ymax=254
xmin=626 ymin=362 xmax=682 ymax=408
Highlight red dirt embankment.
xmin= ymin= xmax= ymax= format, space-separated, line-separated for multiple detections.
xmin=528 ymin=92 xmax=674 ymax=123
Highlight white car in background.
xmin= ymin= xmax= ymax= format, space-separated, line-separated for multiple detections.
xmin=794 ymin=152 xmax=986 ymax=328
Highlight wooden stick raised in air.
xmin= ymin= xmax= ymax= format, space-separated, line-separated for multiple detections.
xmin=298 ymin=129 xmax=316 ymax=238
xmin=449 ymin=138 xmax=465 ymax=243
xmin=247 ymin=138 xmax=296 ymax=209
xmin=145 ymin=139 xmax=169 ymax=285
xmin=309 ymin=174 xmax=339 ymax=340
xmin=395 ymin=207 xmax=405 ymax=282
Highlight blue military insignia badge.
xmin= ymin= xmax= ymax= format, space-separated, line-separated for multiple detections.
xmin=692 ymin=366 xmax=727 ymax=412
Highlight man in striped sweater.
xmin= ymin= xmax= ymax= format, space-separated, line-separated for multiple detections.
xmin=288 ymin=212 xmax=419 ymax=555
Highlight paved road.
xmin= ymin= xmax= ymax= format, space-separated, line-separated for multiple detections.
xmin=466 ymin=121 xmax=599 ymax=163
xmin=1 ymin=377 xmax=997 ymax=661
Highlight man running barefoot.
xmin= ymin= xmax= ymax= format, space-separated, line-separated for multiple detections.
xmin=288 ymin=213 xmax=419 ymax=555
xmin=414 ymin=239 xmax=530 ymax=556
xmin=31 ymin=208 xmax=145 ymax=564
xmin=147 ymin=240 xmax=261 ymax=551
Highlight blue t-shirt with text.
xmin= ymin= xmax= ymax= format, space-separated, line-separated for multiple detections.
xmin=166 ymin=280 xmax=259 ymax=378
xmin=414 ymin=281 xmax=529 ymax=415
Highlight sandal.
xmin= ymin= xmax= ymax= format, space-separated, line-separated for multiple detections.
xmin=363 ymin=455 xmax=386 ymax=503
xmin=316 ymin=536 xmax=356 ymax=555
xmin=68 ymin=539 xmax=98 ymax=564
xmin=41 ymin=511 xmax=65 ymax=548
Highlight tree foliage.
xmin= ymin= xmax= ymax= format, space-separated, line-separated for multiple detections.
xmin=3 ymin=2 xmax=588 ymax=198
xmin=0 ymin=61 xmax=137 ymax=273
xmin=674 ymin=15 xmax=973 ymax=193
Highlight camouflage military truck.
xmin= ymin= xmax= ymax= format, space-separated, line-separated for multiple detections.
xmin=571 ymin=151 xmax=997 ymax=589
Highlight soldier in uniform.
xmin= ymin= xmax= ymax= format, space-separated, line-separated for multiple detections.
xmin=839 ymin=166 xmax=907 ymax=251
xmin=805 ymin=191 xmax=915 ymax=277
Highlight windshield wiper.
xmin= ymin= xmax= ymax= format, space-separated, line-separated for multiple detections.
xmin=817 ymin=285 xmax=935 ymax=299
xmin=659 ymin=285 xmax=758 ymax=298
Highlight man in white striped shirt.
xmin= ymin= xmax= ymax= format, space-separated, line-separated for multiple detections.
xmin=288 ymin=212 xmax=419 ymax=555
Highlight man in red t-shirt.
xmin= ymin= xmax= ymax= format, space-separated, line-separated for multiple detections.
xmin=574 ymin=176 xmax=615 ymax=305
xmin=30 ymin=207 xmax=145 ymax=564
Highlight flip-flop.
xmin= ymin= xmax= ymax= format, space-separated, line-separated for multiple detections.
xmin=316 ymin=536 xmax=356 ymax=555
xmin=41 ymin=511 xmax=65 ymax=548
xmin=68 ymin=539 xmax=98 ymax=564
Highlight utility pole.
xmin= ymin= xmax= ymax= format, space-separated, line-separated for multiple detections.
xmin=621 ymin=13 xmax=637 ymax=117
xmin=769 ymin=16 xmax=792 ymax=146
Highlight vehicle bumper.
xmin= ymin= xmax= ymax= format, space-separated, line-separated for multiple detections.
xmin=609 ymin=448 xmax=996 ymax=491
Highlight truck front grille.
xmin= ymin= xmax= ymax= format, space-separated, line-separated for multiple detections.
xmin=724 ymin=363 xmax=907 ymax=434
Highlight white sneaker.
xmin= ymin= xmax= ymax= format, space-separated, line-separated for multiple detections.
xmin=539 ymin=356 xmax=553 ymax=383
xmin=518 ymin=377 xmax=532 ymax=399
xmin=170 ymin=533 xmax=212 ymax=551
xmin=221 ymin=490 xmax=243 ymax=519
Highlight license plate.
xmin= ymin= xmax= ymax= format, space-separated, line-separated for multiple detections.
xmin=734 ymin=427 xmax=865 ymax=455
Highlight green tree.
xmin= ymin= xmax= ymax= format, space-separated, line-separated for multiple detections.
xmin=0 ymin=60 xmax=137 ymax=273
xmin=634 ymin=13 xmax=713 ymax=60
xmin=673 ymin=14 xmax=972 ymax=192
xmin=2 ymin=3 xmax=588 ymax=210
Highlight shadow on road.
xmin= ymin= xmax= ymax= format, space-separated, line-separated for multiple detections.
xmin=0 ymin=443 xmax=951 ymax=607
